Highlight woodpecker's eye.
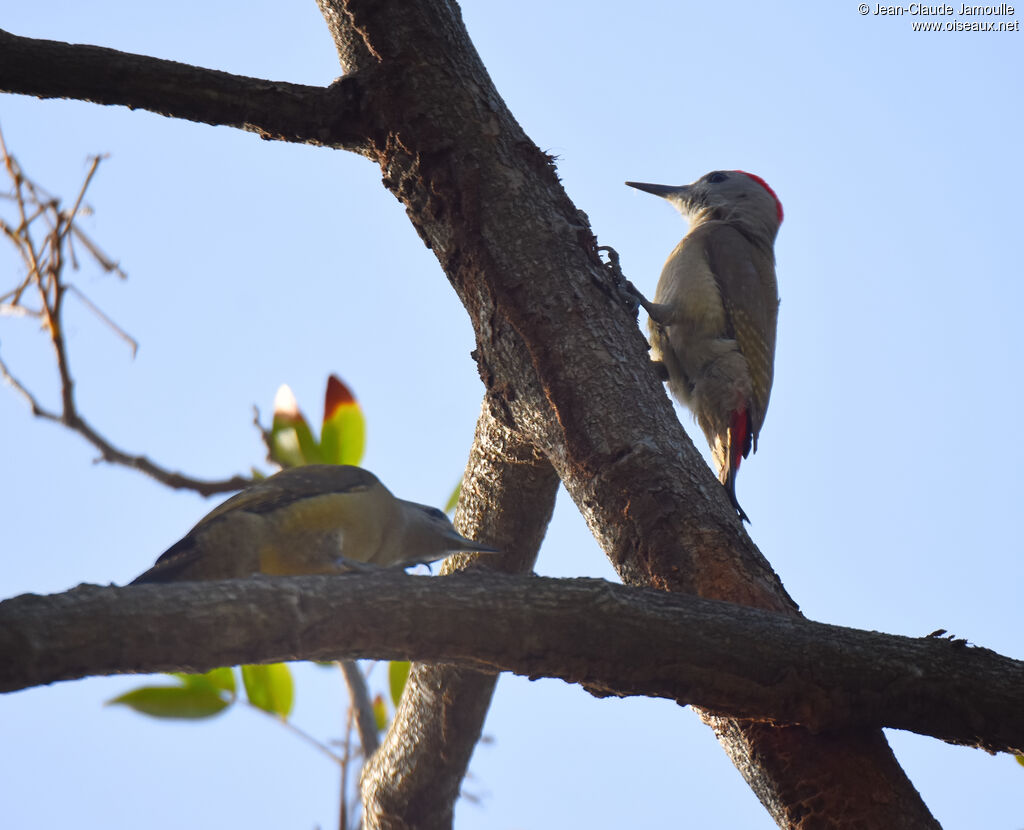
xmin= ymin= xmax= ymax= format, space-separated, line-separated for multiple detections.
xmin=707 ymin=172 xmax=729 ymax=184
xmin=421 ymin=506 xmax=448 ymax=523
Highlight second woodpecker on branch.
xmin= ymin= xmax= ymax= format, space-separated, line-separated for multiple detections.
xmin=130 ymin=465 xmax=498 ymax=584
xmin=625 ymin=171 xmax=783 ymax=522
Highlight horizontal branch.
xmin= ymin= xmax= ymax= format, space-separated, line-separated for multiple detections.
xmin=3 ymin=572 xmax=1021 ymax=754
xmin=0 ymin=29 xmax=368 ymax=150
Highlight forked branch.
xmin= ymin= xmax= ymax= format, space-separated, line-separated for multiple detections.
xmin=0 ymin=128 xmax=249 ymax=496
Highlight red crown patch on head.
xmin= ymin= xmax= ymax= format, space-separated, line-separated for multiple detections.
xmin=737 ymin=171 xmax=784 ymax=223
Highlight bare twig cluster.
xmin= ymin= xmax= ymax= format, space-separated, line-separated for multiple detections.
xmin=0 ymin=126 xmax=248 ymax=497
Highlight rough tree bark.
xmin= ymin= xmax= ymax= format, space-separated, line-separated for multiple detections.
xmin=5 ymin=573 xmax=1024 ymax=756
xmin=0 ymin=2 xmax=975 ymax=827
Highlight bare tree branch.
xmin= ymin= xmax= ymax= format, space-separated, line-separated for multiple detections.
xmin=0 ymin=28 xmax=368 ymax=151
xmin=3 ymin=573 xmax=1022 ymax=757
xmin=340 ymin=659 xmax=380 ymax=758
xmin=0 ymin=129 xmax=252 ymax=497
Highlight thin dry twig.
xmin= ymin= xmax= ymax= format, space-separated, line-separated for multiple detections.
xmin=340 ymin=659 xmax=381 ymax=758
xmin=340 ymin=697 xmax=353 ymax=830
xmin=252 ymin=703 xmax=343 ymax=765
xmin=0 ymin=125 xmax=249 ymax=497
xmin=336 ymin=661 xmax=376 ymax=830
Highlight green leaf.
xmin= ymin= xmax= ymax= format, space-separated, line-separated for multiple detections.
xmin=444 ymin=480 xmax=462 ymax=515
xmin=270 ymin=384 xmax=321 ymax=467
xmin=388 ymin=660 xmax=411 ymax=708
xmin=242 ymin=663 xmax=294 ymax=718
xmin=107 ymin=685 xmax=231 ymax=720
xmin=371 ymin=693 xmax=388 ymax=732
xmin=171 ymin=667 xmax=237 ymax=696
xmin=320 ymin=375 xmax=365 ymax=466
xmin=205 ymin=666 xmax=237 ymax=694
xmin=1016 ymin=754 xmax=1024 ymax=768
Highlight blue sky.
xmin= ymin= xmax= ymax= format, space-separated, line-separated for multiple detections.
xmin=1 ymin=2 xmax=1021 ymax=827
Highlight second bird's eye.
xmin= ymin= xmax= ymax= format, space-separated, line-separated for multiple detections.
xmin=422 ymin=506 xmax=448 ymax=522
xmin=707 ymin=172 xmax=729 ymax=184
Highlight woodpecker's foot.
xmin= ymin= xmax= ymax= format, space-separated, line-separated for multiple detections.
xmin=332 ymin=556 xmax=380 ymax=574
xmin=617 ymin=273 xmax=665 ymax=321
xmin=616 ymin=277 xmax=676 ymax=327
xmin=618 ymin=278 xmax=650 ymax=317
xmin=596 ymin=244 xmax=622 ymax=277
xmin=384 ymin=558 xmax=434 ymax=573
xmin=596 ymin=245 xmax=640 ymax=314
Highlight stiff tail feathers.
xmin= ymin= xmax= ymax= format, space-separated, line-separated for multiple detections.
xmin=722 ymin=408 xmax=752 ymax=523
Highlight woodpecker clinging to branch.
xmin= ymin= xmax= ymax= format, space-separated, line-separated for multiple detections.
xmin=625 ymin=170 xmax=782 ymax=521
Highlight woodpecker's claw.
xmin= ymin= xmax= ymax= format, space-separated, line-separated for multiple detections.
xmin=618 ymin=278 xmax=649 ymax=317
xmin=596 ymin=245 xmax=641 ymax=315
xmin=332 ymin=556 xmax=380 ymax=574
xmin=596 ymin=244 xmax=622 ymax=275
xmin=619 ymin=274 xmax=671 ymax=324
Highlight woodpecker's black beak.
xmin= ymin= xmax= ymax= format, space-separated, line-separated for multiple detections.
xmin=625 ymin=181 xmax=687 ymax=199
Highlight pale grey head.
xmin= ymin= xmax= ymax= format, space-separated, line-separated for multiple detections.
xmin=395 ymin=501 xmax=501 ymax=567
xmin=626 ymin=170 xmax=783 ymax=243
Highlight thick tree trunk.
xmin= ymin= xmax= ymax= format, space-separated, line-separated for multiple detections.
xmin=314 ymin=1 xmax=940 ymax=826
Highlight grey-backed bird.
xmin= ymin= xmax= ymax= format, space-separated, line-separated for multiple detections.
xmin=626 ymin=170 xmax=782 ymax=521
xmin=132 ymin=465 xmax=497 ymax=583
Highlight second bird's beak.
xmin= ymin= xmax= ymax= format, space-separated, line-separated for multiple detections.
xmin=447 ymin=528 xmax=501 ymax=554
